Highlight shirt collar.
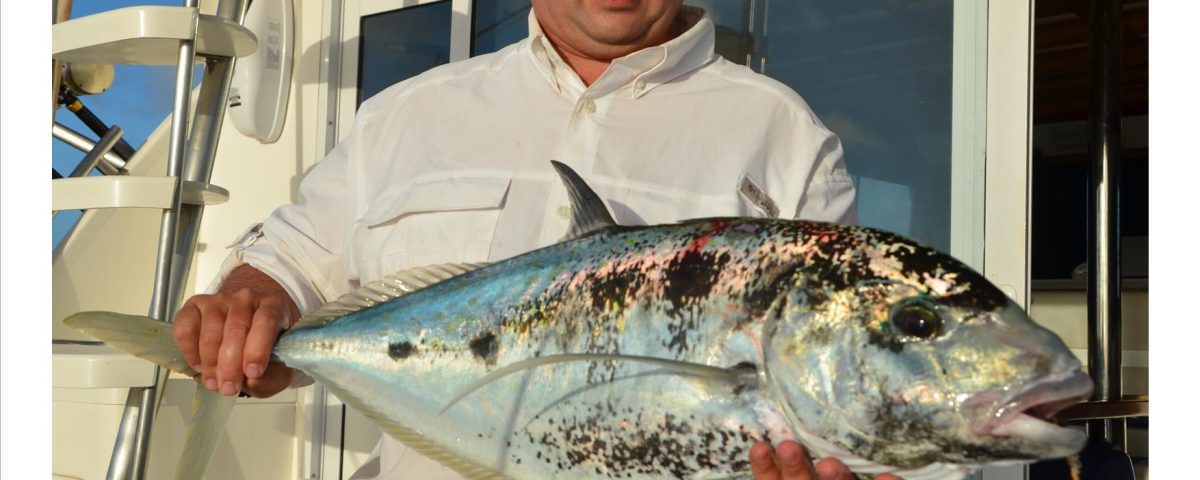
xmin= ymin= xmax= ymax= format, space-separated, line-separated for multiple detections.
xmin=525 ymin=6 xmax=715 ymax=100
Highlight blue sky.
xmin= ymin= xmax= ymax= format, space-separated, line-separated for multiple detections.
xmin=53 ymin=0 xmax=190 ymax=246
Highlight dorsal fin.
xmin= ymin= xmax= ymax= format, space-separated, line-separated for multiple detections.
xmin=292 ymin=262 xmax=487 ymax=330
xmin=550 ymin=160 xmax=617 ymax=240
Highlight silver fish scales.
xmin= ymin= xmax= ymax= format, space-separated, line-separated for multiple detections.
xmin=67 ymin=162 xmax=1092 ymax=480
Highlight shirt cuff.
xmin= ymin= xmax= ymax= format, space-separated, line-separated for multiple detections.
xmin=208 ymin=222 xmax=328 ymax=315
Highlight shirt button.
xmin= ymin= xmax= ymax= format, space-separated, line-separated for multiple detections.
xmin=557 ymin=205 xmax=570 ymax=218
xmin=635 ymin=79 xmax=647 ymax=92
xmin=582 ymin=99 xmax=597 ymax=113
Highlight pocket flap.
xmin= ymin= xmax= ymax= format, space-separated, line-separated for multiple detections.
xmin=357 ymin=174 xmax=512 ymax=227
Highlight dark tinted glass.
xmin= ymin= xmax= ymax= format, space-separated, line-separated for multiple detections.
xmin=472 ymin=0 xmax=531 ymax=56
xmin=358 ymin=1 xmax=452 ymax=107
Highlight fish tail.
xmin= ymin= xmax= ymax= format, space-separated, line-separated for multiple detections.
xmin=63 ymin=311 xmax=199 ymax=377
xmin=175 ymin=388 xmax=236 ymax=480
xmin=64 ymin=312 xmax=231 ymax=479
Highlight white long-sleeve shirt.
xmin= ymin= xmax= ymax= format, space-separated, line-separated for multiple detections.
xmin=214 ymin=8 xmax=856 ymax=479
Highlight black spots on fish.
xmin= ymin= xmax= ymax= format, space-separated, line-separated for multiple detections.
xmin=526 ymin=406 xmax=765 ymax=478
xmin=386 ymin=341 xmax=416 ymax=360
xmin=744 ymin=264 xmax=801 ymax=320
xmin=664 ymin=317 xmax=695 ymax=356
xmin=469 ymin=331 xmax=498 ymax=364
xmin=939 ymin=267 xmax=1009 ymax=312
xmin=730 ymin=362 xmax=760 ymax=395
xmin=588 ymin=267 xmax=647 ymax=312
xmin=844 ymin=432 xmax=870 ymax=453
xmin=867 ymin=229 xmax=1008 ymax=312
xmin=664 ymin=250 xmax=729 ymax=309
xmin=805 ymin=288 xmax=831 ymax=311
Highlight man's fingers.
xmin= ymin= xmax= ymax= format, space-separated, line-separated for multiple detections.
xmin=196 ymin=301 xmax=228 ymax=391
xmin=243 ymin=302 xmax=284 ymax=380
xmin=776 ymin=441 xmax=818 ymax=479
xmin=217 ymin=300 xmax=254 ymax=396
xmin=173 ymin=303 xmax=202 ymax=372
xmin=814 ymin=457 xmax=855 ymax=480
xmin=749 ymin=442 xmax=782 ymax=480
xmin=244 ymin=361 xmax=293 ymax=398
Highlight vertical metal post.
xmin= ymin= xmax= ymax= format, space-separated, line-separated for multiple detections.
xmin=106 ymin=1 xmax=249 ymax=478
xmin=169 ymin=0 xmax=249 ymax=313
xmin=106 ymin=4 xmax=197 ymax=479
xmin=1086 ymin=0 xmax=1124 ymax=449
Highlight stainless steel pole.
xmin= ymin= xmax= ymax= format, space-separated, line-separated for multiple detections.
xmin=53 ymin=122 xmax=128 ymax=174
xmin=169 ymin=0 xmax=248 ymax=307
xmin=106 ymin=3 xmax=200 ymax=479
xmin=67 ymin=125 xmax=123 ymax=178
xmin=1086 ymin=0 xmax=1124 ymax=449
xmin=132 ymin=1 xmax=251 ymax=478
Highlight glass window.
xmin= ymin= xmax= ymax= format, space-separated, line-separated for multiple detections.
xmin=358 ymin=1 xmax=452 ymax=107
xmin=472 ymin=0 xmax=530 ymax=56
xmin=752 ymin=2 xmax=957 ymax=251
xmin=683 ymin=0 xmax=755 ymax=65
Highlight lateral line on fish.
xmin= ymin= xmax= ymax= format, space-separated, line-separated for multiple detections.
xmin=439 ymin=353 xmax=757 ymax=414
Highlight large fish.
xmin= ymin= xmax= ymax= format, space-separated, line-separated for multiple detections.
xmin=66 ymin=161 xmax=1092 ymax=480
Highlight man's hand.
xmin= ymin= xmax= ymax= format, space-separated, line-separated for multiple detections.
xmin=173 ymin=264 xmax=301 ymax=398
xmin=749 ymin=441 xmax=902 ymax=480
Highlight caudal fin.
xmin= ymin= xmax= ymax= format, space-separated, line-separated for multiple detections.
xmin=63 ymin=311 xmax=198 ymax=377
xmin=64 ymin=311 xmax=234 ymax=479
xmin=175 ymin=388 xmax=236 ymax=480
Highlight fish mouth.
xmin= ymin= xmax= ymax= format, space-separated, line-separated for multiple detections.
xmin=964 ymin=369 xmax=1093 ymax=446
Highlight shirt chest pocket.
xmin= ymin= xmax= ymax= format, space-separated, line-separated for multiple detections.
xmin=352 ymin=175 xmax=511 ymax=282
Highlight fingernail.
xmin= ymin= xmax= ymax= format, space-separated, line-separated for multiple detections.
xmin=221 ymin=381 xmax=238 ymax=396
xmin=779 ymin=449 xmax=799 ymax=465
xmin=246 ymin=363 xmax=262 ymax=378
xmin=204 ymin=377 xmax=217 ymax=391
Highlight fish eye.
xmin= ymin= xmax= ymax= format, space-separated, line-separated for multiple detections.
xmin=890 ymin=302 xmax=942 ymax=340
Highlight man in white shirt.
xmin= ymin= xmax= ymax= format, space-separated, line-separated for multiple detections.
xmin=173 ymin=1 xmax=880 ymax=479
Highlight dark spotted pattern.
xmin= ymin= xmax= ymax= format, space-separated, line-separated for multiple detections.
xmin=514 ymin=402 xmax=763 ymax=478
xmin=469 ymin=331 xmax=498 ymax=364
xmin=386 ymin=341 xmax=416 ymax=360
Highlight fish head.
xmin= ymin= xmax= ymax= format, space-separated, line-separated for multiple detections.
xmin=762 ymin=226 xmax=1092 ymax=470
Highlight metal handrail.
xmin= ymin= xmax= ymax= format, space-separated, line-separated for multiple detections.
xmin=67 ymin=126 xmax=123 ymax=178
xmin=53 ymin=122 xmax=128 ymax=175
xmin=104 ymin=0 xmax=250 ymax=478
